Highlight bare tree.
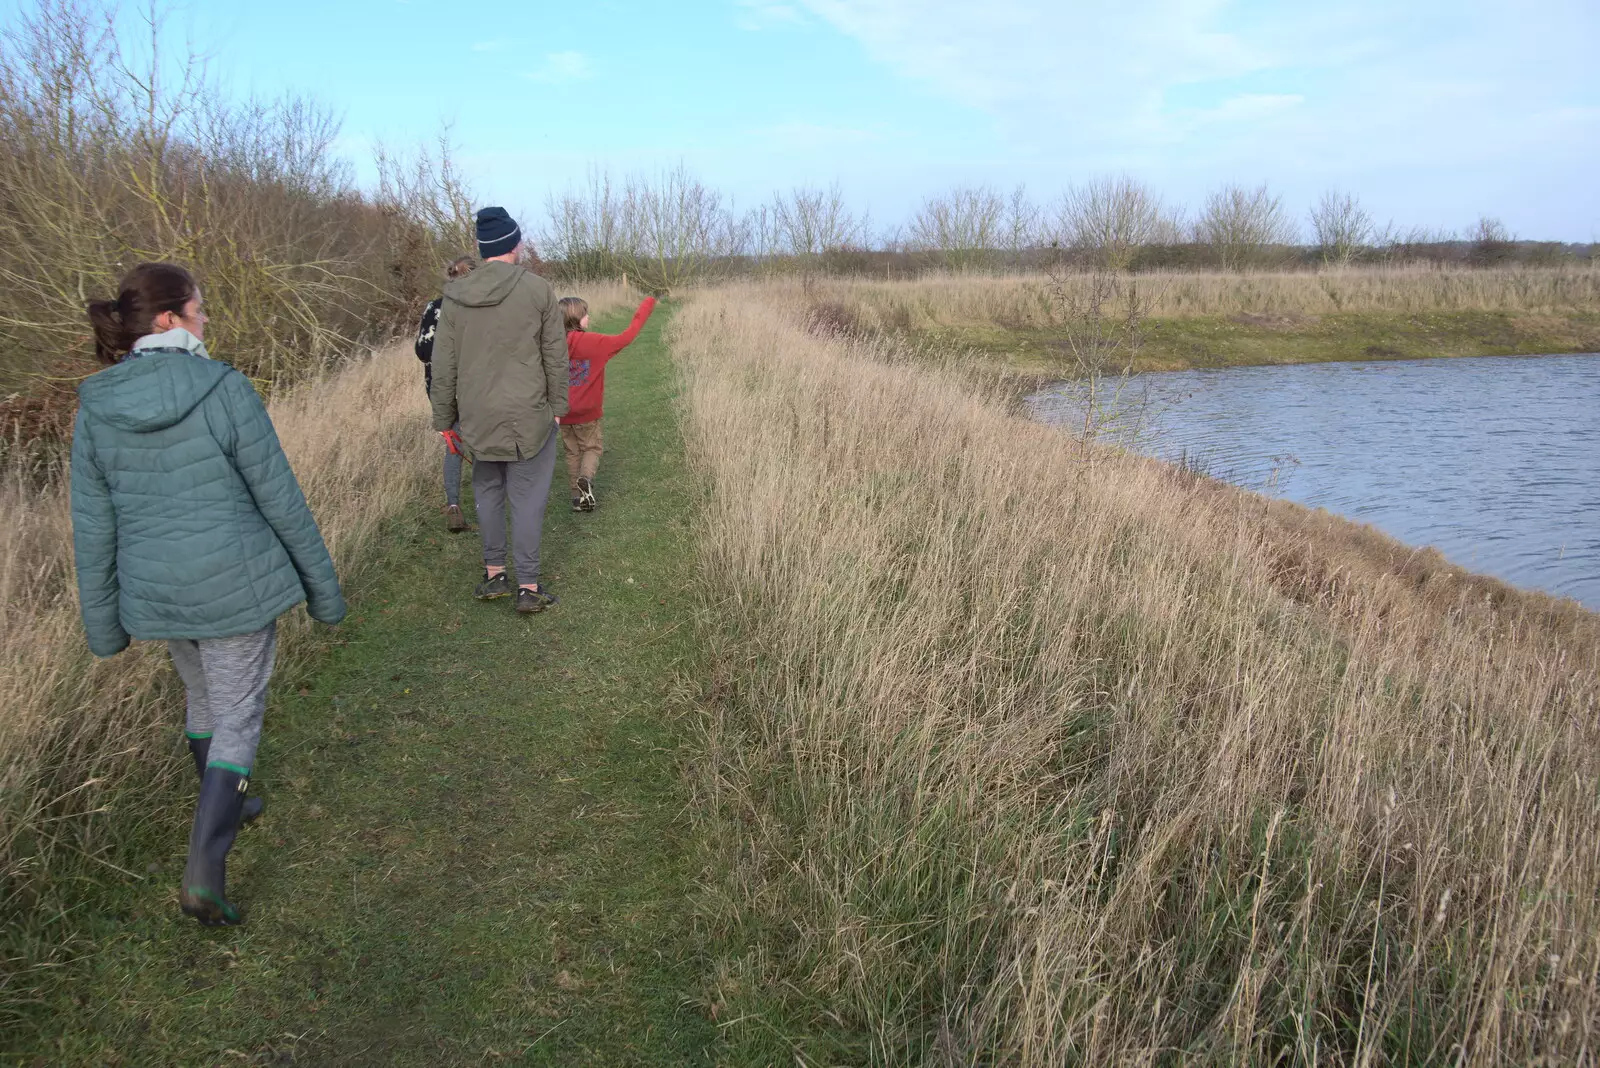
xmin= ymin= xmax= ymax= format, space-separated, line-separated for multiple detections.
xmin=541 ymin=166 xmax=748 ymax=290
xmin=1194 ymin=182 xmax=1297 ymax=269
xmin=1002 ymin=184 xmax=1042 ymax=259
xmin=0 ymin=0 xmax=424 ymax=393
xmin=1045 ymin=260 xmax=1158 ymax=452
xmin=768 ymin=182 xmax=868 ymax=259
xmin=375 ymin=128 xmax=477 ymax=256
xmin=1056 ymin=175 xmax=1181 ymax=270
xmin=1308 ymin=189 xmax=1374 ymax=267
xmin=540 ymin=167 xmax=627 ymax=280
xmin=907 ymin=185 xmax=1006 ymax=269
xmin=1470 ymin=215 xmax=1514 ymax=266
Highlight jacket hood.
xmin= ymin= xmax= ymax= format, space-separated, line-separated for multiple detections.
xmin=77 ymin=348 xmax=232 ymax=433
xmin=443 ymin=260 xmax=526 ymax=308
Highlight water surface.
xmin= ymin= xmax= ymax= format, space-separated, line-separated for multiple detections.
xmin=1026 ymin=353 xmax=1600 ymax=610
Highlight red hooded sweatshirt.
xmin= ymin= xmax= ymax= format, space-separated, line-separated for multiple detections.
xmin=563 ymin=297 xmax=657 ymax=425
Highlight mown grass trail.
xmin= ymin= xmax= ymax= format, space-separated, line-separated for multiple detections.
xmin=12 ymin=308 xmax=719 ymax=1065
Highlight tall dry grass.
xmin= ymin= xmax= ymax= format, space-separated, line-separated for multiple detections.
xmin=793 ymin=264 xmax=1600 ymax=335
xmin=0 ymin=341 xmax=436 ymax=1003
xmin=675 ymin=286 xmax=1600 ymax=1063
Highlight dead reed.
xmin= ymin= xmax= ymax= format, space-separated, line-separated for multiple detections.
xmin=792 ymin=264 xmax=1600 ymax=335
xmin=675 ymin=285 xmax=1600 ymax=1063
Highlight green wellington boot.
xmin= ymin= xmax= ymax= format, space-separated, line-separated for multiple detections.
xmin=187 ymin=736 xmax=264 ymax=825
xmin=179 ymin=766 xmax=250 ymax=926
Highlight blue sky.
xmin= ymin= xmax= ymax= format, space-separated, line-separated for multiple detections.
xmin=32 ymin=0 xmax=1600 ymax=239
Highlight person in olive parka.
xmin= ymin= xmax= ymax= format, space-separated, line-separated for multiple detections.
xmin=430 ymin=207 xmax=569 ymax=614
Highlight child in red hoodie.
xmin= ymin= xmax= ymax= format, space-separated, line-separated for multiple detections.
xmin=558 ymin=294 xmax=657 ymax=511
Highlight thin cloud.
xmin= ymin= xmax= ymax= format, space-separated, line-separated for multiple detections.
xmin=736 ymin=1 xmax=805 ymax=30
xmin=791 ymin=0 xmax=1600 ymax=179
xmin=522 ymin=51 xmax=594 ymax=84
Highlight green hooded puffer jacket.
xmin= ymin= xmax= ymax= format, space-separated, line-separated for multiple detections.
xmin=70 ymin=337 xmax=345 ymax=657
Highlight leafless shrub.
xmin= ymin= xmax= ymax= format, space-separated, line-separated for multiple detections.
xmin=907 ymin=185 xmax=1007 ymax=270
xmin=1055 ymin=175 xmax=1182 ymax=270
xmin=541 ymin=165 xmax=747 ymax=292
xmin=1309 ymin=189 xmax=1376 ymax=267
xmin=1045 ymin=267 xmax=1155 ymax=446
xmin=0 ymin=0 xmax=468 ymax=430
xmin=1195 ymin=182 xmax=1298 ymax=269
xmin=376 ymin=134 xmax=475 ymax=252
xmin=1002 ymin=184 xmax=1043 ymax=256
xmin=767 ymin=182 xmax=870 ymax=261
xmin=1471 ymin=215 xmax=1515 ymax=266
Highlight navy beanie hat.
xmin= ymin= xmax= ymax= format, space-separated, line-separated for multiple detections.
xmin=476 ymin=206 xmax=522 ymax=259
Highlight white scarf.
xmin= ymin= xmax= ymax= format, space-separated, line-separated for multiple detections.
xmin=130 ymin=327 xmax=212 ymax=361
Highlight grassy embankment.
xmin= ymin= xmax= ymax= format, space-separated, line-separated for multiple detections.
xmin=674 ymin=284 xmax=1600 ymax=1064
xmin=794 ymin=266 xmax=1600 ymax=372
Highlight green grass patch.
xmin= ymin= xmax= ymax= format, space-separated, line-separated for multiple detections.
xmin=5 ymin=308 xmax=724 ymax=1065
xmin=925 ymin=310 xmax=1600 ymax=373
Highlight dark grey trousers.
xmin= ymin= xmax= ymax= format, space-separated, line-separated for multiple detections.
xmin=472 ymin=428 xmax=557 ymax=585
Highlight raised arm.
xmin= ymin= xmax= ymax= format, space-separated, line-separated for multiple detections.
xmin=590 ymin=297 xmax=658 ymax=360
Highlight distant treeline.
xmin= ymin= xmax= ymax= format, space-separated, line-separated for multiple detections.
xmin=535 ymin=170 xmax=1595 ymax=290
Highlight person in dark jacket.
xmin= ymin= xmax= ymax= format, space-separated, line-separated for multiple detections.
xmin=71 ymin=262 xmax=346 ymax=927
xmin=414 ymin=255 xmax=477 ymax=532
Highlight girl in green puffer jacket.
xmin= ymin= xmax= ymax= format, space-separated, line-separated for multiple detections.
xmin=71 ymin=262 xmax=346 ymax=927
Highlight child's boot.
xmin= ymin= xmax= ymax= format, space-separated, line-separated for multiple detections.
xmin=179 ymin=767 xmax=250 ymax=926
xmin=186 ymin=736 xmax=264 ymax=825
xmin=575 ymin=475 xmax=596 ymax=512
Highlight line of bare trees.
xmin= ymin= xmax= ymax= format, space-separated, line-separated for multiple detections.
xmin=536 ymin=167 xmax=1571 ymax=288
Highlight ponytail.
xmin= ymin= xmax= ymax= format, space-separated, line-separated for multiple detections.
xmin=86 ymin=299 xmax=125 ymax=365
xmin=85 ymin=262 xmax=197 ymax=364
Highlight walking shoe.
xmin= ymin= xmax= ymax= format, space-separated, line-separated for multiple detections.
xmin=180 ymin=766 xmax=249 ymax=926
xmin=474 ymin=571 xmax=512 ymax=600
xmin=444 ymin=504 xmax=468 ymax=533
xmin=575 ymin=476 xmax=596 ymax=512
xmin=516 ymin=584 xmax=558 ymax=614
xmin=187 ymin=736 xmax=264 ymax=826
xmin=571 ymin=495 xmax=585 ymax=512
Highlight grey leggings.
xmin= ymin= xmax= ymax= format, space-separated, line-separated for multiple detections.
xmin=472 ymin=428 xmax=557 ymax=585
xmin=167 ymin=622 xmax=276 ymax=773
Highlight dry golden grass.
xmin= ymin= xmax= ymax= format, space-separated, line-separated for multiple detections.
xmin=675 ymin=284 xmax=1600 ymax=1063
xmin=551 ymin=278 xmax=637 ymax=316
xmin=790 ymin=264 xmax=1600 ymax=333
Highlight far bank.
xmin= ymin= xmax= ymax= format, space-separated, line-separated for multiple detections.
xmin=773 ymin=266 xmax=1600 ymax=374
xmin=926 ymin=308 xmax=1600 ymax=373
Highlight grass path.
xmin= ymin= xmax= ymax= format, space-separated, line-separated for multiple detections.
xmin=13 ymin=308 xmax=720 ymax=1064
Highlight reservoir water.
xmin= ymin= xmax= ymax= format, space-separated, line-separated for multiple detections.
xmin=1026 ymin=353 xmax=1600 ymax=611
